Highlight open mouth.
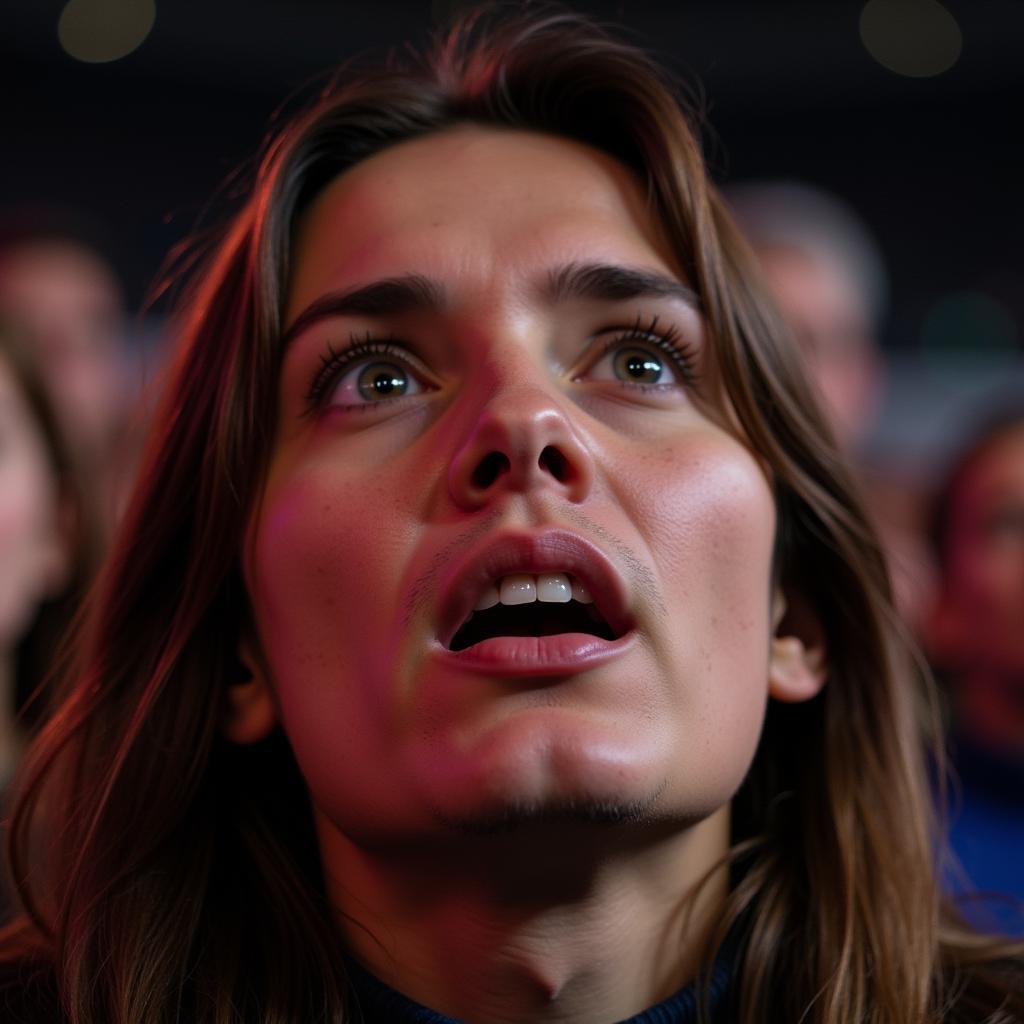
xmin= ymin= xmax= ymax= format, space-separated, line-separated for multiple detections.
xmin=448 ymin=572 xmax=618 ymax=652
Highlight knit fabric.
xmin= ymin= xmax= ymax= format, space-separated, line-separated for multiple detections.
xmin=343 ymin=950 xmax=734 ymax=1023
xmin=942 ymin=731 xmax=1024 ymax=937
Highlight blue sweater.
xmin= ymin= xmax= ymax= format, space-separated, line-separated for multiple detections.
xmin=342 ymin=951 xmax=734 ymax=1023
xmin=942 ymin=732 xmax=1024 ymax=937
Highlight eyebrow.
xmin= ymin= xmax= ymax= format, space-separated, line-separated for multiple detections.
xmin=281 ymin=261 xmax=700 ymax=350
xmin=280 ymin=273 xmax=445 ymax=349
xmin=544 ymin=261 xmax=700 ymax=310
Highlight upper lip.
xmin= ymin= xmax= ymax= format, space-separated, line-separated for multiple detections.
xmin=435 ymin=528 xmax=635 ymax=649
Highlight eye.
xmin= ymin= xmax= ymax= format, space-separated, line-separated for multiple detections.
xmin=331 ymin=358 xmax=426 ymax=406
xmin=592 ymin=346 xmax=678 ymax=386
xmin=306 ymin=338 xmax=433 ymax=413
xmin=576 ymin=316 xmax=696 ymax=390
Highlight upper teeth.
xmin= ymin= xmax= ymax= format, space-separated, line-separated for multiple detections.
xmin=474 ymin=573 xmax=594 ymax=611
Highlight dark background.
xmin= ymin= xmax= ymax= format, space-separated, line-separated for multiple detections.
xmin=3 ymin=0 xmax=1023 ymax=458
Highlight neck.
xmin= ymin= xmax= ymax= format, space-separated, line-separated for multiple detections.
xmin=318 ymin=806 xmax=730 ymax=1024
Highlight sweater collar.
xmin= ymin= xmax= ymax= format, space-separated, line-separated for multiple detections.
xmin=343 ymin=948 xmax=734 ymax=1024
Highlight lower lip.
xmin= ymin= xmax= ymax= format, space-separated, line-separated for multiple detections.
xmin=435 ymin=631 xmax=637 ymax=677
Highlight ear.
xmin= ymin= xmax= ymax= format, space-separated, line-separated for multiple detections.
xmin=768 ymin=588 xmax=828 ymax=704
xmin=221 ymin=636 xmax=278 ymax=744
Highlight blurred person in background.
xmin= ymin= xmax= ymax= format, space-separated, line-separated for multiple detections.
xmin=725 ymin=181 xmax=885 ymax=453
xmin=727 ymin=181 xmax=935 ymax=632
xmin=927 ymin=409 xmax=1024 ymax=937
xmin=0 ymin=320 xmax=96 ymax=787
xmin=0 ymin=320 xmax=98 ymax=925
xmin=0 ymin=210 xmax=133 ymax=536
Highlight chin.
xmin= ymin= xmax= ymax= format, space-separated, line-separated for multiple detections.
xmin=418 ymin=712 xmax=680 ymax=836
xmin=435 ymin=792 xmax=665 ymax=836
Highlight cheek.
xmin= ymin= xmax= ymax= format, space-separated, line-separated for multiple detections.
xmin=242 ymin=468 xmax=409 ymax=818
xmin=610 ymin=435 xmax=776 ymax=797
xmin=251 ymin=467 xmax=395 ymax=653
xmin=0 ymin=481 xmax=39 ymax=551
xmin=950 ymin=540 xmax=1024 ymax=669
xmin=244 ymin=401 xmax=465 ymax=809
xmin=613 ymin=432 xmax=775 ymax=633
xmin=952 ymin=542 xmax=1022 ymax=613
xmin=0 ymin=434 xmax=54 ymax=535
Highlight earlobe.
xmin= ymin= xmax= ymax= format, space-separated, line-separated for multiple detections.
xmin=768 ymin=634 xmax=827 ymax=703
xmin=222 ymin=644 xmax=278 ymax=744
xmin=768 ymin=587 xmax=828 ymax=704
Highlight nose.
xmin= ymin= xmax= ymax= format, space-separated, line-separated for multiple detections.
xmin=447 ymin=386 xmax=595 ymax=511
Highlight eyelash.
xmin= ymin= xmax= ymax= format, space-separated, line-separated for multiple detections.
xmin=304 ymin=316 xmax=697 ymax=412
xmin=305 ymin=334 xmax=410 ymax=410
xmin=592 ymin=315 xmax=699 ymax=388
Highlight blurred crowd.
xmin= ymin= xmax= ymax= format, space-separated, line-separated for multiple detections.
xmin=728 ymin=181 xmax=1024 ymax=936
xmin=0 ymin=179 xmax=1020 ymax=934
xmin=0 ymin=211 xmax=143 ymax=788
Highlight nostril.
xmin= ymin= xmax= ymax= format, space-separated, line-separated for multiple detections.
xmin=539 ymin=445 xmax=570 ymax=483
xmin=472 ymin=451 xmax=510 ymax=490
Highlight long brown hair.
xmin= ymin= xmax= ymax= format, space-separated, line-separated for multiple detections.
xmin=3 ymin=8 xmax=1021 ymax=1022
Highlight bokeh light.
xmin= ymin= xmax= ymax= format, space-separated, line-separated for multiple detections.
xmin=58 ymin=0 xmax=156 ymax=64
xmin=860 ymin=0 xmax=962 ymax=78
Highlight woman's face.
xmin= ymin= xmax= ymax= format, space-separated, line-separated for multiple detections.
xmin=0 ymin=353 xmax=63 ymax=649
xmin=242 ymin=126 xmax=779 ymax=843
xmin=937 ymin=425 xmax=1024 ymax=677
xmin=0 ymin=242 xmax=126 ymax=458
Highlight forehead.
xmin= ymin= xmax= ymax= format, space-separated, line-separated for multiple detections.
xmin=757 ymin=247 xmax=865 ymax=325
xmin=286 ymin=126 xmax=681 ymax=319
xmin=0 ymin=241 xmax=120 ymax=304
